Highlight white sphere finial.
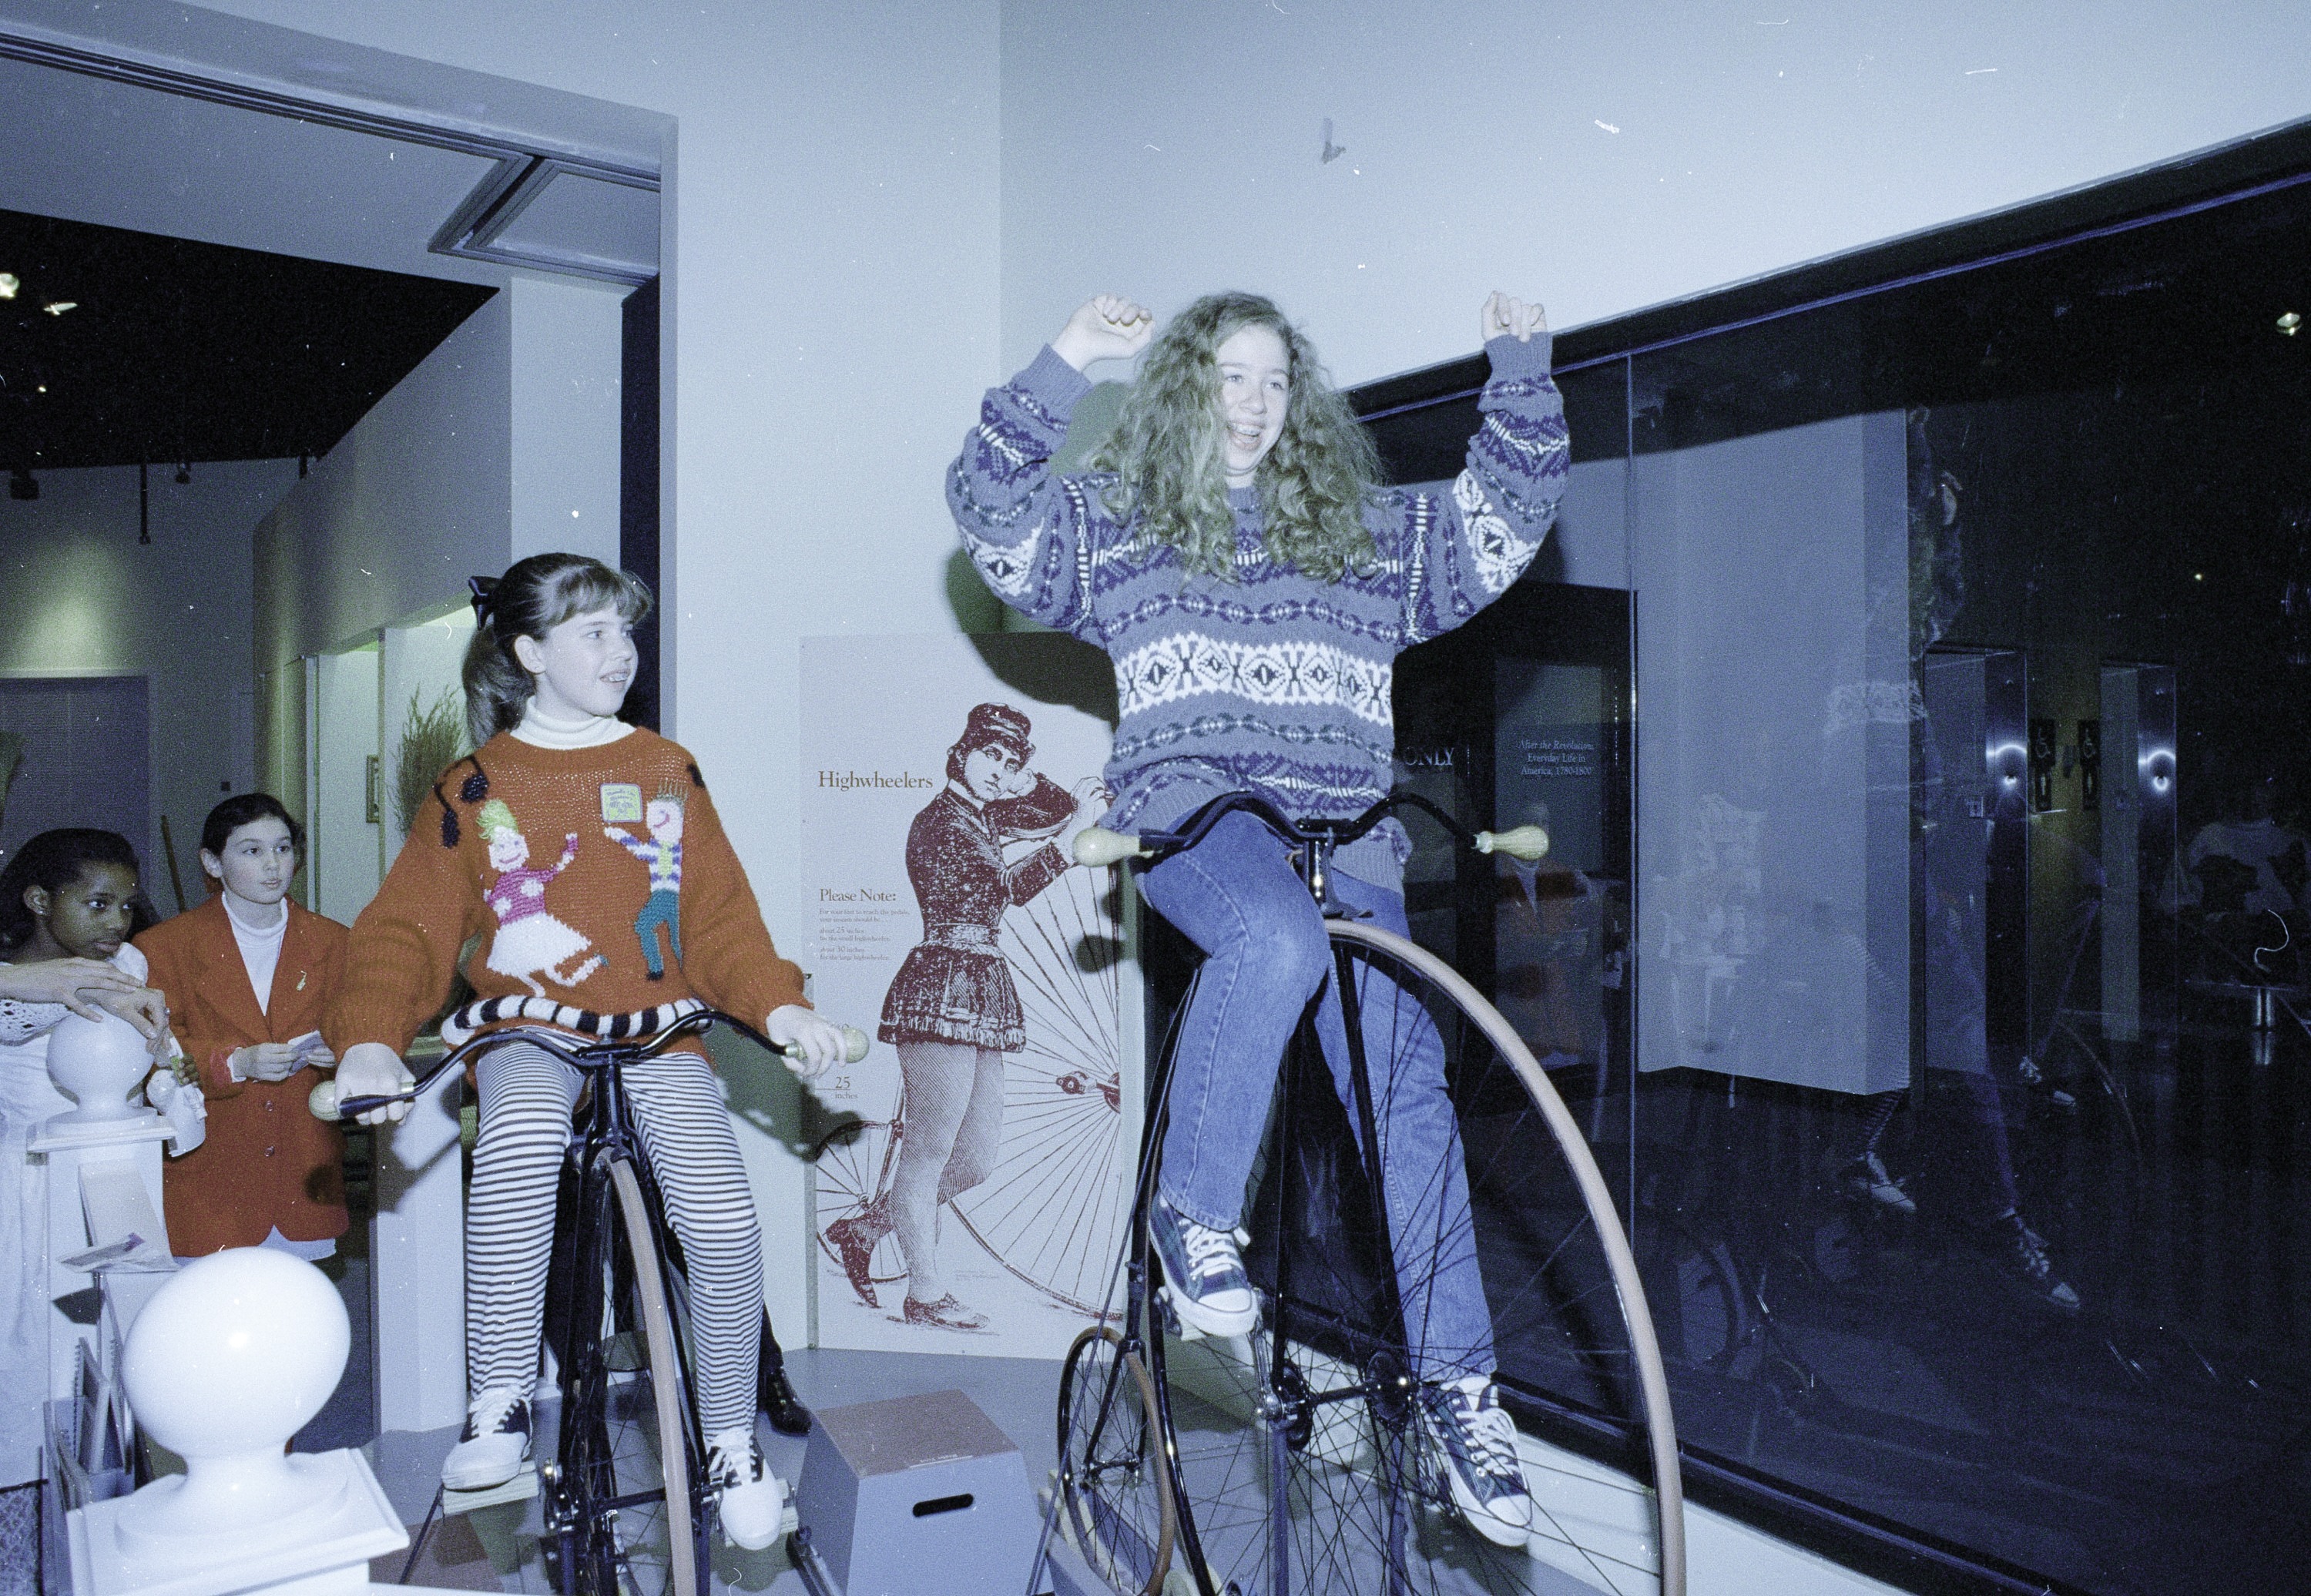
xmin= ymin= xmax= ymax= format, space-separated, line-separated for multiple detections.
xmin=46 ymin=1010 xmax=156 ymax=1125
xmin=113 ymin=1250 xmax=351 ymax=1552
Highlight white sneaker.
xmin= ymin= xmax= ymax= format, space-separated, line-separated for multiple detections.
xmin=442 ymin=1386 xmax=532 ymax=1491
xmin=707 ymin=1426 xmax=785 ymax=1551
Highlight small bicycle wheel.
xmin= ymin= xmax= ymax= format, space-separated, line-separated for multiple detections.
xmin=810 ymin=1117 xmax=908 ymax=1288
xmin=1055 ymin=1325 xmax=1176 ymax=1596
xmin=552 ymin=1155 xmax=706 ymax=1596
xmin=1149 ymin=920 xmax=1685 ymax=1596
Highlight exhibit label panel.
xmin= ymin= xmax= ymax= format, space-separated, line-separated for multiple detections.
xmin=800 ymin=633 xmax=1135 ymax=1356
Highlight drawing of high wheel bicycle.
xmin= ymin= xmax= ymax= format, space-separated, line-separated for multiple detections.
xmin=813 ymin=861 xmax=1134 ymax=1316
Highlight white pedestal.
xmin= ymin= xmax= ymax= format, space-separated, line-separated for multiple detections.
xmin=68 ymin=1447 xmax=407 ymax=1596
xmin=369 ymin=1048 xmax=465 ymax=1432
xmin=32 ymin=1113 xmax=173 ymax=1403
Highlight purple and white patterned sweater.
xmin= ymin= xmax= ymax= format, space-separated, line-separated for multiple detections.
xmin=949 ymin=334 xmax=1568 ymax=884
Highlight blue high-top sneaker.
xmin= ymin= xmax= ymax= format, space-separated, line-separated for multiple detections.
xmin=1148 ymin=1192 xmax=1257 ymax=1337
xmin=1421 ymin=1376 xmax=1534 ymax=1547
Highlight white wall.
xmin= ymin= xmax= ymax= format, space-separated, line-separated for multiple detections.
xmin=0 ymin=459 xmax=297 ymax=903
xmin=190 ymin=0 xmax=1008 ymax=1342
xmin=998 ymin=0 xmax=2311 ymax=384
xmin=510 ymin=274 xmax=623 ymax=567
xmin=253 ymin=290 xmax=513 ymax=669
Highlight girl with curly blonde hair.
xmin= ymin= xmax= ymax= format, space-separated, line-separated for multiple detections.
xmin=951 ymin=287 xmax=1566 ymax=1545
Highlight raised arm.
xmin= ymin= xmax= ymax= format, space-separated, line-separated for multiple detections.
xmin=1392 ymin=292 xmax=1569 ymax=645
xmin=948 ymin=296 xmax=1151 ymax=636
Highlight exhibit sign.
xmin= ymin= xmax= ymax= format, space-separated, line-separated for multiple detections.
xmin=800 ymin=632 xmax=1136 ymax=1356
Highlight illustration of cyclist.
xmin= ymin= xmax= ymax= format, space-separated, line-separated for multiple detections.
xmin=827 ymin=701 xmax=1102 ymax=1330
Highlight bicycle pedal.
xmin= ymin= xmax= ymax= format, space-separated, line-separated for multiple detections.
xmin=1153 ymin=1286 xmax=1204 ymax=1343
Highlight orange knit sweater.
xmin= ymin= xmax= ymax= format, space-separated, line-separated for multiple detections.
xmin=327 ymin=729 xmax=805 ymax=1054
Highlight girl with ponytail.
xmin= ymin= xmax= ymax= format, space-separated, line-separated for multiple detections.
xmin=327 ymin=552 xmax=840 ymax=1547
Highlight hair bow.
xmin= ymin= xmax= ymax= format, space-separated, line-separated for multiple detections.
xmin=468 ymin=575 xmax=501 ymax=630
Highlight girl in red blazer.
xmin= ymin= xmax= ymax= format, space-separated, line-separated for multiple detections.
xmin=136 ymin=794 xmax=350 ymax=1259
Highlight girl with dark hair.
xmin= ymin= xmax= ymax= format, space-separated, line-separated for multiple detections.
xmin=133 ymin=793 xmax=351 ymax=1262
xmin=951 ymin=289 xmax=1565 ymax=1546
xmin=0 ymin=829 xmax=171 ymax=1494
xmin=325 ymin=552 xmax=843 ymax=1547
xmin=826 ymin=703 xmax=1099 ymax=1329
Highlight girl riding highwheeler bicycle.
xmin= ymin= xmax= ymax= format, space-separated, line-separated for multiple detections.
xmin=327 ymin=553 xmax=847 ymax=1551
xmin=951 ymin=287 xmax=1565 ymax=1545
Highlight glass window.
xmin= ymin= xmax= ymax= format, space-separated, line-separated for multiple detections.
xmin=1369 ymin=157 xmax=2311 ymax=1596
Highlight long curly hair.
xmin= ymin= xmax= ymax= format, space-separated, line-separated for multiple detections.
xmin=1094 ymin=292 xmax=1380 ymax=582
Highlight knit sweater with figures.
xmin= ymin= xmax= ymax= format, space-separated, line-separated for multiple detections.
xmin=327 ymin=729 xmax=805 ymax=1055
xmin=949 ymin=334 xmax=1568 ymax=884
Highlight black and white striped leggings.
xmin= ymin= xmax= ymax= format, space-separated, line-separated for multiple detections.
xmin=470 ymin=1043 xmax=762 ymax=1437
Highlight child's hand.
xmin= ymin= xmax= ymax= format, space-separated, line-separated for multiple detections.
xmin=1481 ymin=291 xmax=1548 ymax=344
xmin=85 ymin=981 xmax=173 ymax=1053
xmin=765 ymin=1004 xmax=844 ymax=1078
xmin=0 ymin=957 xmax=153 ymax=1027
xmin=1053 ymin=294 xmax=1153 ymax=372
xmin=335 ymin=1041 xmax=416 ymax=1125
xmin=233 ymin=1041 xmax=306 ymax=1083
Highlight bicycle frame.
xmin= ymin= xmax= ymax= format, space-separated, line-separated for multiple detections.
xmin=330 ymin=1009 xmax=800 ymax=1596
xmin=1042 ymin=790 xmax=1687 ymax=1596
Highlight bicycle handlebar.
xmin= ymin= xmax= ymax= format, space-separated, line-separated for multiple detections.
xmin=1073 ymin=791 xmax=1550 ymax=868
xmin=308 ymin=1012 xmax=870 ymax=1121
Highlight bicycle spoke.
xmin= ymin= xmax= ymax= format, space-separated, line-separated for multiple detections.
xmin=1139 ymin=920 xmax=1677 ymax=1595
xmin=551 ymin=1159 xmax=702 ymax=1596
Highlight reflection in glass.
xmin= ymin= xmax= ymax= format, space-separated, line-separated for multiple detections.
xmin=1367 ymin=159 xmax=2311 ymax=1596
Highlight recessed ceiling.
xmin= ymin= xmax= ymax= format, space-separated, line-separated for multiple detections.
xmin=0 ymin=206 xmax=495 ymax=471
xmin=0 ymin=32 xmax=661 ymax=287
xmin=0 ymin=19 xmax=665 ymax=474
xmin=0 ymin=52 xmax=509 ymax=288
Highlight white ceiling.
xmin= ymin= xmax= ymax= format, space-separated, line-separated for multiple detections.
xmin=0 ymin=52 xmax=508 ymax=283
xmin=0 ymin=14 xmax=660 ymax=287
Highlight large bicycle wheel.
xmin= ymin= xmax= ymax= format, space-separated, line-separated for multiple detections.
xmin=954 ymin=863 xmax=1135 ymax=1313
xmin=1056 ymin=1324 xmax=1176 ymax=1596
xmin=1150 ymin=920 xmax=1685 ymax=1596
xmin=551 ymin=1155 xmax=706 ymax=1596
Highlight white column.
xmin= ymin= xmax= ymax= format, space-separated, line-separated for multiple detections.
xmin=35 ymin=1118 xmax=171 ymax=1400
xmin=369 ymin=1055 xmax=465 ymax=1431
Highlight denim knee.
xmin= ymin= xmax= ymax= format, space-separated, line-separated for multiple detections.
xmin=1224 ymin=899 xmax=1330 ymax=1009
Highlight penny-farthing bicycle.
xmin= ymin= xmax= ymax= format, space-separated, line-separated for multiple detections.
xmin=317 ymin=1003 xmax=866 ymax=1596
xmin=1043 ymin=793 xmax=1686 ymax=1596
xmin=813 ymin=861 xmax=1132 ymax=1316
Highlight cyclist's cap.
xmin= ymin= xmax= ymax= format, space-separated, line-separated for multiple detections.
xmin=959 ymin=702 xmax=1034 ymax=762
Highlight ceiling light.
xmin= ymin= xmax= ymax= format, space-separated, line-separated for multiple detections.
xmin=8 ymin=470 xmax=35 ymax=502
xmin=42 ymin=301 xmax=75 ymax=317
xmin=0 ymin=273 xmax=16 ymax=300
xmin=2282 ymin=312 xmax=2303 ymax=337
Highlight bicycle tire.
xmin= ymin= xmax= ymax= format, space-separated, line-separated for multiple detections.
xmin=1055 ymin=1325 xmax=1176 ymax=1596
xmin=1149 ymin=919 xmax=1685 ymax=1596
xmin=951 ymin=865 xmax=1134 ymax=1314
xmin=552 ymin=1155 xmax=706 ymax=1596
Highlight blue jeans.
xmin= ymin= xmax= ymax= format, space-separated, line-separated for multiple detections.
xmin=1138 ymin=810 xmax=1494 ymax=1380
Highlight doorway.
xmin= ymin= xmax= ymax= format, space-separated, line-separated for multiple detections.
xmin=0 ymin=676 xmax=150 ymax=880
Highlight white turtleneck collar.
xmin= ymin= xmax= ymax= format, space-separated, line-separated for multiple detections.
xmin=513 ymin=699 xmax=636 ymax=749
xmin=220 ymin=890 xmax=288 ymax=936
xmin=220 ymin=890 xmax=289 ymax=1014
